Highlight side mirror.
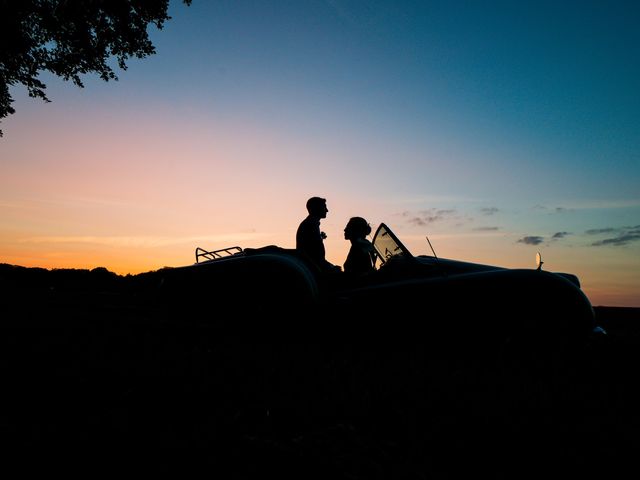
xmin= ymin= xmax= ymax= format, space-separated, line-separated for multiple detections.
xmin=536 ymin=252 xmax=544 ymax=271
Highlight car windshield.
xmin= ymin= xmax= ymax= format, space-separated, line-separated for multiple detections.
xmin=372 ymin=223 xmax=413 ymax=265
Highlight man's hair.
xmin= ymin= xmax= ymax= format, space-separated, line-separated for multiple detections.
xmin=306 ymin=197 xmax=326 ymax=214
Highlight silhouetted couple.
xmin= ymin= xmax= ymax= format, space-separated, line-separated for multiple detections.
xmin=296 ymin=197 xmax=375 ymax=276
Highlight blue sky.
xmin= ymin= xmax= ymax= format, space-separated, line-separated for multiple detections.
xmin=1 ymin=0 xmax=639 ymax=305
xmin=150 ymin=0 xmax=640 ymax=198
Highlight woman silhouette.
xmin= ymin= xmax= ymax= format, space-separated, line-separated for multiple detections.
xmin=343 ymin=217 xmax=375 ymax=275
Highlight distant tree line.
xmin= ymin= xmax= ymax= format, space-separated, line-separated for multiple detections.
xmin=0 ymin=0 xmax=192 ymax=136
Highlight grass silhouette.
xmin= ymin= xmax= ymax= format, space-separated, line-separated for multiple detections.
xmin=0 ymin=263 xmax=638 ymax=475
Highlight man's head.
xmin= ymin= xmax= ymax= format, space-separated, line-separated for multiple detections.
xmin=306 ymin=197 xmax=328 ymax=219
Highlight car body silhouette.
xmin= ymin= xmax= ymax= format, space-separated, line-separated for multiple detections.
xmin=161 ymin=223 xmax=597 ymax=350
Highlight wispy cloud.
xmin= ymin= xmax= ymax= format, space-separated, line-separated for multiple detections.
xmin=531 ymin=205 xmax=572 ymax=214
xmin=479 ymin=207 xmax=499 ymax=215
xmin=552 ymin=231 xmax=570 ymax=239
xmin=517 ymin=236 xmax=544 ymax=246
xmin=473 ymin=226 xmax=500 ymax=231
xmin=585 ymin=228 xmax=617 ymax=235
xmin=402 ymin=208 xmax=459 ymax=226
xmin=592 ymin=234 xmax=640 ymax=246
xmin=588 ymin=225 xmax=640 ymax=247
xmin=408 ymin=217 xmax=426 ymax=226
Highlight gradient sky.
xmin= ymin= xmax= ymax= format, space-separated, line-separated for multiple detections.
xmin=1 ymin=0 xmax=639 ymax=306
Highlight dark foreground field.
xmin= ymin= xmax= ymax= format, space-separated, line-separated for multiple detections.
xmin=1 ymin=264 xmax=639 ymax=476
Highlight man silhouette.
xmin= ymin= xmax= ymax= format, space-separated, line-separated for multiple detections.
xmin=296 ymin=197 xmax=340 ymax=272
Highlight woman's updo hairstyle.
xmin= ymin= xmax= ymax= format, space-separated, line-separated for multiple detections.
xmin=344 ymin=217 xmax=371 ymax=240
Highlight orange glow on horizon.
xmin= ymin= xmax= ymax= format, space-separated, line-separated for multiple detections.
xmin=1 ymin=105 xmax=638 ymax=307
xmin=1 ymin=225 xmax=638 ymax=308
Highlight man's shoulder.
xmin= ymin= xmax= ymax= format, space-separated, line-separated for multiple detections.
xmin=298 ymin=216 xmax=318 ymax=230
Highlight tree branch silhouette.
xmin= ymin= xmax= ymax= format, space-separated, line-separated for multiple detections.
xmin=0 ymin=0 xmax=192 ymax=137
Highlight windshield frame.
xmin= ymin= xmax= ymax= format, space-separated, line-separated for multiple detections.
xmin=371 ymin=223 xmax=413 ymax=266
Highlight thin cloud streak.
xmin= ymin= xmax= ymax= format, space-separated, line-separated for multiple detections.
xmin=588 ymin=225 xmax=640 ymax=247
xmin=530 ymin=205 xmax=572 ymax=213
xmin=592 ymin=234 xmax=640 ymax=247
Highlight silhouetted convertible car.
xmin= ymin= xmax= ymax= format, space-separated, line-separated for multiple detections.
xmin=161 ymin=224 xmax=596 ymax=349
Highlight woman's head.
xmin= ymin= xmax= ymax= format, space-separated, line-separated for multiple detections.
xmin=344 ymin=217 xmax=371 ymax=240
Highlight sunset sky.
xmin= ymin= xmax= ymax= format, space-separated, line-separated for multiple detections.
xmin=1 ymin=1 xmax=639 ymax=306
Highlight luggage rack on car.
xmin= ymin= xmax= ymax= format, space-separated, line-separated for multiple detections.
xmin=195 ymin=246 xmax=244 ymax=264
